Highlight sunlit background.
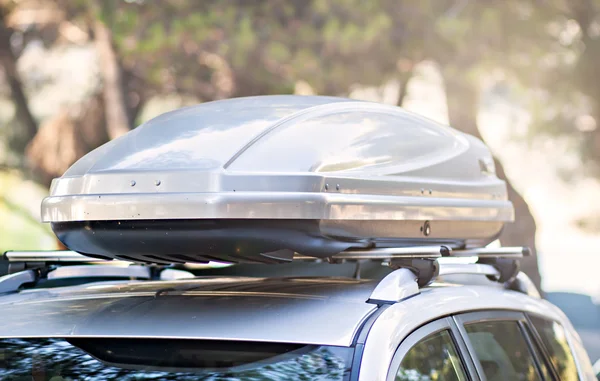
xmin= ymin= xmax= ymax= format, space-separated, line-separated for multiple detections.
xmin=0 ymin=0 xmax=599 ymax=360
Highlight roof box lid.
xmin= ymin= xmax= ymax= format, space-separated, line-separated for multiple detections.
xmin=41 ymin=95 xmax=513 ymax=264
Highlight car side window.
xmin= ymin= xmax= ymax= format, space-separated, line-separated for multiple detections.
xmin=395 ymin=329 xmax=467 ymax=381
xmin=525 ymin=324 xmax=553 ymax=380
xmin=464 ymin=320 xmax=541 ymax=381
xmin=529 ymin=316 xmax=579 ymax=381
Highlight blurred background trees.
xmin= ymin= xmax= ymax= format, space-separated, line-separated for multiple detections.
xmin=1 ymin=0 xmax=600 ymax=293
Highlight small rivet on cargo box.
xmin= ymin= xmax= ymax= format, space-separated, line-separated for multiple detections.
xmin=420 ymin=188 xmax=425 ymax=194
xmin=336 ymin=184 xmax=340 ymax=191
xmin=155 ymin=180 xmax=161 ymax=186
xmin=428 ymin=189 xmax=432 ymax=195
xmin=324 ymin=184 xmax=329 ymax=191
xmin=130 ymin=180 xmax=136 ymax=187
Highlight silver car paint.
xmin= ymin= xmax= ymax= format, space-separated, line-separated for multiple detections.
xmin=0 ymin=274 xmax=595 ymax=379
xmin=0 ymin=277 xmax=377 ymax=347
xmin=359 ymin=284 xmax=595 ymax=381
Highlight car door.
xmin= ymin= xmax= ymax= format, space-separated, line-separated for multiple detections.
xmin=386 ymin=317 xmax=479 ymax=381
xmin=385 ymin=310 xmax=594 ymax=381
xmin=386 ymin=311 xmax=561 ymax=381
xmin=453 ymin=311 xmax=550 ymax=381
xmin=527 ymin=313 xmax=596 ymax=381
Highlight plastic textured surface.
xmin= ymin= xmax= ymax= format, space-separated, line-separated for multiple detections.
xmin=41 ymin=95 xmax=514 ymax=264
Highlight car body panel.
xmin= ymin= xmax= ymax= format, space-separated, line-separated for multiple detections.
xmin=0 ymin=276 xmax=376 ymax=346
xmin=0 ymin=274 xmax=595 ymax=380
xmin=358 ymin=283 xmax=591 ymax=381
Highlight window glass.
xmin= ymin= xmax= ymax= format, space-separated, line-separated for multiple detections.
xmin=525 ymin=325 xmax=553 ymax=380
xmin=395 ymin=330 xmax=467 ymax=381
xmin=465 ymin=320 xmax=541 ymax=381
xmin=0 ymin=338 xmax=354 ymax=380
xmin=530 ymin=316 xmax=579 ymax=381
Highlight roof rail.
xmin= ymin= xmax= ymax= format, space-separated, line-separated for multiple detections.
xmin=361 ymin=245 xmax=536 ymax=304
xmin=2 ymin=246 xmax=535 ymax=298
xmin=0 ymin=270 xmax=37 ymax=294
xmin=367 ymin=263 xmax=539 ymax=305
xmin=0 ymin=250 xmax=194 ymax=294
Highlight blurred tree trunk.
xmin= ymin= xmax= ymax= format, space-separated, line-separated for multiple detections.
xmin=396 ymin=60 xmax=415 ymax=107
xmin=94 ymin=18 xmax=130 ymax=138
xmin=443 ymin=69 xmax=543 ymax=293
xmin=0 ymin=6 xmax=38 ymax=151
xmin=571 ymin=2 xmax=600 ymax=168
xmin=396 ymin=70 xmax=413 ymax=107
xmin=26 ymin=94 xmax=107 ymax=187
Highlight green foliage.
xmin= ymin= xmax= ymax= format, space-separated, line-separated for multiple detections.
xmin=36 ymin=0 xmax=600 ymax=177
xmin=0 ymin=172 xmax=55 ymax=252
xmin=75 ymin=0 xmax=404 ymax=99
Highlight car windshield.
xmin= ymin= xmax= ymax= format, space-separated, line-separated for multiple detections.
xmin=0 ymin=338 xmax=354 ymax=381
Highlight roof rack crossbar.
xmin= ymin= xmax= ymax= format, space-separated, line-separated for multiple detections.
xmin=447 ymin=246 xmax=530 ymax=258
xmin=4 ymin=250 xmax=111 ymax=263
xmin=2 ymin=246 xmax=536 ymax=298
xmin=438 ymin=263 xmax=501 ymax=279
xmin=295 ymin=246 xmax=528 ymax=262
xmin=4 ymin=246 xmax=528 ymax=266
xmin=47 ymin=265 xmax=152 ymax=280
xmin=294 ymin=246 xmax=446 ymax=262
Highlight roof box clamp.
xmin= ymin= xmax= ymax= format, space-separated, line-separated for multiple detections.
xmin=477 ymin=257 xmax=520 ymax=283
xmin=388 ymin=258 xmax=440 ymax=288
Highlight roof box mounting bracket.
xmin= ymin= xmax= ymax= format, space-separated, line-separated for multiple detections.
xmin=389 ymin=258 xmax=440 ymax=288
xmin=505 ymin=272 xmax=541 ymax=298
xmin=367 ymin=268 xmax=420 ymax=305
xmin=477 ymin=257 xmax=520 ymax=283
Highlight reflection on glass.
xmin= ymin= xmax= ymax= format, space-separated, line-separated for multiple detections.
xmin=395 ymin=330 xmax=467 ymax=381
xmin=530 ymin=316 xmax=579 ymax=381
xmin=465 ymin=320 xmax=541 ymax=381
xmin=0 ymin=338 xmax=353 ymax=381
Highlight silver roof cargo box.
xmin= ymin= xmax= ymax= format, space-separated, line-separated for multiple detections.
xmin=41 ymin=95 xmax=514 ymax=264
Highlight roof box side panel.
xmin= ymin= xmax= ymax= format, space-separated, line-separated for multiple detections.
xmin=225 ymin=104 xmax=507 ymax=203
xmin=80 ymin=108 xmax=295 ymax=173
xmin=399 ymin=134 xmax=498 ymax=180
xmin=62 ymin=132 xmax=131 ymax=178
xmin=64 ymin=95 xmax=350 ymax=177
xmin=226 ymin=103 xmax=470 ymax=177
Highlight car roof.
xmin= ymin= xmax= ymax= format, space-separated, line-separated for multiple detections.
xmin=0 ymin=274 xmax=561 ymax=347
xmin=0 ymin=276 xmax=378 ymax=347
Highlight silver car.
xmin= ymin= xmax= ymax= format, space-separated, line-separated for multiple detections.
xmin=0 ymin=248 xmax=596 ymax=380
